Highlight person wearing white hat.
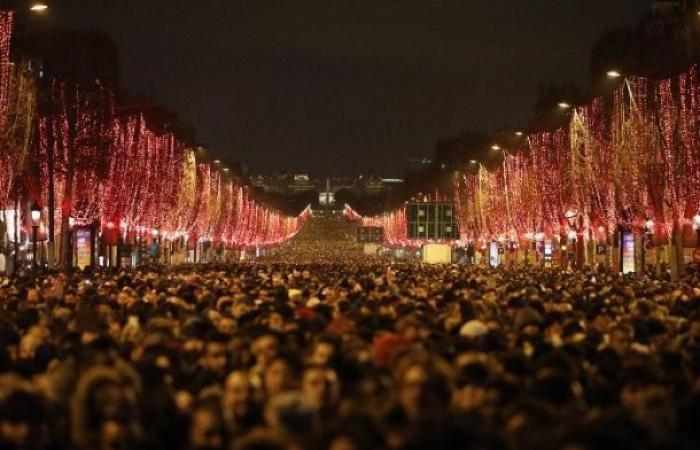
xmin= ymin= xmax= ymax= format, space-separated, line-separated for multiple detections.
xmin=459 ymin=320 xmax=489 ymax=338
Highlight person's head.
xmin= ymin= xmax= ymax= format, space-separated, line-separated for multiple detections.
xmin=0 ymin=322 xmax=20 ymax=361
xmin=397 ymin=364 xmax=427 ymax=420
xmin=18 ymin=332 xmax=42 ymax=361
xmin=217 ymin=317 xmax=236 ymax=335
xmin=251 ymin=333 xmax=279 ymax=369
xmin=0 ymin=375 xmax=48 ymax=450
xmin=452 ymin=361 xmax=498 ymax=412
xmin=608 ymin=325 xmax=633 ymax=354
xmin=264 ymin=391 xmax=318 ymax=438
xmin=395 ymin=355 xmax=451 ymax=421
xmin=265 ymin=312 xmax=286 ymax=332
xmin=201 ymin=333 xmax=230 ymax=376
xmin=308 ymin=338 xmax=337 ymax=366
xmin=70 ymin=366 xmax=142 ymax=450
xmin=301 ymin=365 xmax=339 ymax=413
xmin=264 ymin=356 xmax=298 ymax=397
xmin=223 ymin=370 xmax=255 ymax=421
xmin=189 ymin=400 xmax=224 ymax=450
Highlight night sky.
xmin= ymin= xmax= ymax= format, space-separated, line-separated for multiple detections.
xmin=27 ymin=0 xmax=648 ymax=177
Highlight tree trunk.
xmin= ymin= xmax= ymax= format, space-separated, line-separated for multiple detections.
xmin=46 ymin=116 xmax=56 ymax=266
xmin=13 ymin=180 xmax=19 ymax=273
xmin=59 ymin=110 xmax=75 ymax=270
xmin=670 ymin=226 xmax=684 ymax=282
xmin=59 ymin=170 xmax=72 ymax=269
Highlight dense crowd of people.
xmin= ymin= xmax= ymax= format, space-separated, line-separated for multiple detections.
xmin=1 ymin=217 xmax=700 ymax=449
xmin=265 ymin=215 xmax=366 ymax=264
xmin=0 ymin=260 xmax=698 ymax=450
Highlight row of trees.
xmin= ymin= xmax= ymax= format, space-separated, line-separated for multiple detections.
xmin=344 ymin=203 xmax=409 ymax=247
xmin=354 ymin=66 xmax=700 ymax=273
xmin=0 ymin=11 xmax=308 ymax=267
xmin=454 ymin=68 xmax=700 ymax=244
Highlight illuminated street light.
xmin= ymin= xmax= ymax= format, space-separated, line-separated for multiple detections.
xmin=558 ymin=102 xmax=571 ymax=109
xmin=30 ymin=3 xmax=49 ymax=12
xmin=31 ymin=204 xmax=41 ymax=271
xmin=223 ymin=167 xmax=230 ymax=172
xmin=515 ymin=131 xmax=524 ymax=137
xmin=491 ymin=146 xmax=512 ymax=160
xmin=213 ymin=159 xmax=221 ymax=164
xmin=31 ymin=205 xmax=41 ymax=226
xmin=607 ymin=70 xmax=622 ymax=79
xmin=469 ymin=160 xmax=485 ymax=172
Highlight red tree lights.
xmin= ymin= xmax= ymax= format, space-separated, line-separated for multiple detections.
xmin=348 ymin=66 xmax=700 ymax=269
xmin=0 ymin=13 xmax=307 ymax=267
xmin=0 ymin=11 xmax=15 ymax=207
xmin=344 ymin=204 xmax=413 ymax=247
xmin=454 ymin=67 xmax=700 ymax=275
xmin=0 ymin=11 xmax=11 ymax=123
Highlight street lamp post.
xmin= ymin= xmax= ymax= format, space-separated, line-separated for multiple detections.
xmin=30 ymin=204 xmax=41 ymax=271
xmin=642 ymin=219 xmax=655 ymax=275
xmin=565 ymin=209 xmax=580 ymax=270
xmin=469 ymin=160 xmax=487 ymax=255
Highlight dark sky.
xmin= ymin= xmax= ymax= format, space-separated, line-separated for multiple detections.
xmin=27 ymin=0 xmax=648 ymax=176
